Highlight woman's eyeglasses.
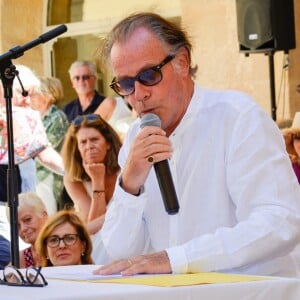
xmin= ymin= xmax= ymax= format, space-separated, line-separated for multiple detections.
xmin=0 ymin=266 xmax=48 ymax=287
xmin=110 ymin=54 xmax=175 ymax=97
xmin=46 ymin=234 xmax=79 ymax=248
xmin=72 ymin=114 xmax=100 ymax=126
xmin=72 ymin=75 xmax=95 ymax=81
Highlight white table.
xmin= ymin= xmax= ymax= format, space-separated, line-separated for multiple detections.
xmin=1 ymin=275 xmax=300 ymax=300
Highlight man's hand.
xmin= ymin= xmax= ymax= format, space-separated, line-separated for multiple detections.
xmin=121 ymin=126 xmax=172 ymax=195
xmin=93 ymin=251 xmax=172 ymax=276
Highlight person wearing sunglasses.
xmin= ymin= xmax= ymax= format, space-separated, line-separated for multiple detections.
xmin=35 ymin=209 xmax=93 ymax=266
xmin=61 ymin=114 xmax=122 ymax=233
xmin=93 ymin=12 xmax=300 ymax=277
xmin=63 ymin=60 xmax=106 ymax=123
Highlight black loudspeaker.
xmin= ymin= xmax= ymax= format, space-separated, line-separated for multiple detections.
xmin=236 ymin=0 xmax=296 ymax=54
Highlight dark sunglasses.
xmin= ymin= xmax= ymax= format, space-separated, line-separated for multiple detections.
xmin=0 ymin=266 xmax=48 ymax=287
xmin=72 ymin=114 xmax=100 ymax=126
xmin=110 ymin=54 xmax=175 ymax=97
xmin=72 ymin=74 xmax=94 ymax=81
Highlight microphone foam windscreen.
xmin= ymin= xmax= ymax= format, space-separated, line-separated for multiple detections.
xmin=140 ymin=113 xmax=161 ymax=128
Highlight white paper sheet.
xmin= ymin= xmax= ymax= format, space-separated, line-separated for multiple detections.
xmin=41 ymin=264 xmax=122 ymax=281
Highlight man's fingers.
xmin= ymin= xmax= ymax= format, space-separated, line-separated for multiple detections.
xmin=93 ymin=259 xmax=130 ymax=275
xmin=93 ymin=251 xmax=171 ymax=276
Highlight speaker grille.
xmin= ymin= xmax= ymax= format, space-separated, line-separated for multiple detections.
xmin=236 ymin=0 xmax=296 ymax=53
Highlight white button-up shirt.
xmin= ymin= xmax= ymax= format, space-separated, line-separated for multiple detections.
xmin=99 ymin=84 xmax=300 ymax=277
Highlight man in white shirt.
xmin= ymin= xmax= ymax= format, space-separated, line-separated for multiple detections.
xmin=93 ymin=12 xmax=300 ymax=277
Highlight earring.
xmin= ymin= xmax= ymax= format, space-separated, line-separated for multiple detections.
xmin=81 ymin=252 xmax=85 ymax=256
xmin=46 ymin=255 xmax=49 ymax=260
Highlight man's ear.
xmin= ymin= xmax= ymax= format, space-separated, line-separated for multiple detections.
xmin=174 ymin=48 xmax=190 ymax=77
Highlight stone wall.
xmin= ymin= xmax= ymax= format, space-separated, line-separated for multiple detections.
xmin=0 ymin=0 xmax=44 ymax=74
xmin=181 ymin=0 xmax=300 ymax=122
xmin=0 ymin=0 xmax=299 ymax=122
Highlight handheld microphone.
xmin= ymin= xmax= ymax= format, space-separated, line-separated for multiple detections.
xmin=140 ymin=113 xmax=179 ymax=215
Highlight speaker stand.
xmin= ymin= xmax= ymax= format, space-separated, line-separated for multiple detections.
xmin=268 ymin=51 xmax=277 ymax=121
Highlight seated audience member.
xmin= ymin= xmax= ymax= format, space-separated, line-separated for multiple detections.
xmin=61 ymin=114 xmax=122 ymax=232
xmin=28 ymin=76 xmax=69 ymax=215
xmin=282 ymin=127 xmax=300 ymax=183
xmin=16 ymin=192 xmax=48 ymax=268
xmin=35 ymin=210 xmax=93 ymax=266
xmin=95 ymin=96 xmax=136 ymax=141
xmin=0 ymin=235 xmax=10 ymax=269
xmin=0 ymin=66 xmax=64 ymax=198
xmin=12 ymin=65 xmax=65 ymax=191
xmin=63 ymin=60 xmax=106 ymax=123
xmin=93 ymin=12 xmax=300 ymax=277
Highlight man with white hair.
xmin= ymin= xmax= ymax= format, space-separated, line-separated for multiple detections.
xmin=63 ymin=60 xmax=106 ymax=123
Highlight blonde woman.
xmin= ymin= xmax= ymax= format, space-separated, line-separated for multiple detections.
xmin=35 ymin=210 xmax=93 ymax=266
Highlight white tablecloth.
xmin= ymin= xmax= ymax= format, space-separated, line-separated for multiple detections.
xmin=1 ymin=273 xmax=300 ymax=300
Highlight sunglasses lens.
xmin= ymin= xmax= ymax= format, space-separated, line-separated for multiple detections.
xmin=112 ymin=78 xmax=135 ymax=96
xmin=87 ymin=114 xmax=100 ymax=121
xmin=73 ymin=116 xmax=83 ymax=126
xmin=139 ymin=68 xmax=162 ymax=86
xmin=112 ymin=69 xmax=163 ymax=96
xmin=73 ymin=75 xmax=93 ymax=81
xmin=72 ymin=114 xmax=100 ymax=126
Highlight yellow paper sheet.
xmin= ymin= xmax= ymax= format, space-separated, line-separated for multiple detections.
xmin=92 ymin=272 xmax=273 ymax=287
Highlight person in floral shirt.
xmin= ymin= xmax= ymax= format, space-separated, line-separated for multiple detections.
xmin=29 ymin=76 xmax=69 ymax=215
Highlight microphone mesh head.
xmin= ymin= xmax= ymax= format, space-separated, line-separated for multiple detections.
xmin=140 ymin=113 xmax=161 ymax=128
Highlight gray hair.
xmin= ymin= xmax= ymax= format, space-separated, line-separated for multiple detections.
xmin=18 ymin=192 xmax=47 ymax=217
xmin=6 ymin=192 xmax=48 ymax=221
xmin=68 ymin=60 xmax=97 ymax=78
xmin=101 ymin=12 xmax=197 ymax=78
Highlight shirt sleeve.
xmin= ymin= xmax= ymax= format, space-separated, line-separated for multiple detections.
xmin=100 ymin=178 xmax=152 ymax=260
xmin=44 ymin=108 xmax=69 ymax=151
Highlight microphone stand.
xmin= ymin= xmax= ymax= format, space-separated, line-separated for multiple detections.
xmin=0 ymin=62 xmax=19 ymax=267
xmin=0 ymin=24 xmax=67 ymax=267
